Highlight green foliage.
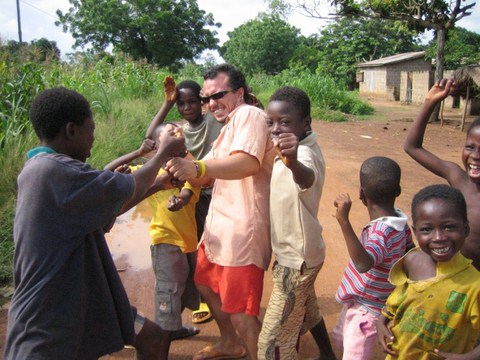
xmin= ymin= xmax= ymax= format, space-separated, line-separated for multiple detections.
xmin=312 ymin=108 xmax=348 ymax=122
xmin=265 ymin=0 xmax=293 ymax=18
xmin=0 ymin=205 xmax=15 ymax=285
xmin=309 ymin=18 xmax=422 ymax=88
xmin=29 ymin=38 xmax=61 ymax=62
xmin=0 ymin=37 xmax=60 ymax=63
xmin=56 ymin=0 xmax=220 ymax=68
xmin=177 ymin=62 xmax=207 ymax=84
xmin=248 ymin=73 xmax=279 ymax=106
xmin=220 ymin=14 xmax=301 ymax=75
xmin=289 ymin=36 xmax=323 ymax=73
xmin=0 ymin=132 xmax=37 ymax=285
xmin=333 ymin=0 xmax=474 ymax=32
xmin=275 ymin=68 xmax=374 ymax=115
xmin=0 ymin=62 xmax=47 ymax=147
xmin=425 ymin=27 xmax=480 ymax=69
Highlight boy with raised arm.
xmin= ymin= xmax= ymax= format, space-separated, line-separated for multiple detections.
xmin=404 ymin=78 xmax=480 ymax=270
xmin=333 ymin=156 xmax=413 ymax=360
xmin=145 ymin=77 xmax=224 ymax=324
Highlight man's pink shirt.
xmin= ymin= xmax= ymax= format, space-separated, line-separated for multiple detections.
xmin=201 ymin=104 xmax=275 ymax=269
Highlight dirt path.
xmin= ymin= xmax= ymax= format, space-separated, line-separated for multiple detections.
xmin=0 ymin=99 xmax=473 ymax=359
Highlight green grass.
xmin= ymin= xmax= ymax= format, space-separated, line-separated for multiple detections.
xmin=0 ymin=132 xmax=37 ymax=284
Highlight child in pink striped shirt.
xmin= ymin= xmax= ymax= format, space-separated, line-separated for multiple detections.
xmin=332 ymin=156 xmax=414 ymax=360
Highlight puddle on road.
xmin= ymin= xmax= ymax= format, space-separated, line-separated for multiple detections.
xmin=105 ymin=200 xmax=153 ymax=271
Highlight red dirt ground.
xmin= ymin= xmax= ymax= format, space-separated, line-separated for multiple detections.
xmin=0 ymin=99 xmax=474 ymax=359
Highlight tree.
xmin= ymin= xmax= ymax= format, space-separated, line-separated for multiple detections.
xmin=30 ymin=38 xmax=61 ymax=62
xmin=56 ymin=0 xmax=220 ymax=67
xmin=219 ymin=14 xmax=301 ymax=75
xmin=290 ymin=18 xmax=421 ymax=88
xmin=291 ymin=0 xmax=475 ymax=81
xmin=265 ymin=0 xmax=294 ymax=18
xmin=426 ymin=27 xmax=480 ymax=70
xmin=0 ymin=38 xmax=60 ymax=63
xmin=288 ymin=36 xmax=323 ymax=72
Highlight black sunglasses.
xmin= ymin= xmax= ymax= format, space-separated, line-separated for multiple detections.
xmin=200 ymin=89 xmax=238 ymax=104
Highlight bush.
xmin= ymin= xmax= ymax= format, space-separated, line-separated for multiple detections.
xmin=275 ymin=68 xmax=374 ymax=116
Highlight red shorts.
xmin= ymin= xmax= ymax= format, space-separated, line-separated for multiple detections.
xmin=194 ymin=243 xmax=264 ymax=316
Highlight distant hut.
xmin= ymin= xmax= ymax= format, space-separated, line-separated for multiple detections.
xmin=356 ymin=51 xmax=432 ymax=102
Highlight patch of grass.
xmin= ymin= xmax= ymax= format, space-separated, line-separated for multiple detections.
xmin=0 ymin=207 xmax=15 ymax=285
xmin=312 ymin=107 xmax=348 ymax=122
xmin=0 ymin=132 xmax=37 ymax=285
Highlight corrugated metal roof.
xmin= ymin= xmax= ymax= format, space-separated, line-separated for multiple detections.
xmin=357 ymin=51 xmax=426 ymax=68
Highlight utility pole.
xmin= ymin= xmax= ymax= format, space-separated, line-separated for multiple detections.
xmin=16 ymin=0 xmax=22 ymax=43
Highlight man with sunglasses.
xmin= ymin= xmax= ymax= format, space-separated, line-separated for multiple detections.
xmin=167 ymin=63 xmax=274 ymax=360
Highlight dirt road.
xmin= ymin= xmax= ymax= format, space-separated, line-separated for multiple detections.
xmin=0 ymin=100 xmax=472 ymax=359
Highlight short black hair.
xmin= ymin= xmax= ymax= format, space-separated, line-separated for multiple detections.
xmin=152 ymin=122 xmax=179 ymax=140
xmin=467 ymin=117 xmax=480 ymax=135
xmin=360 ymin=156 xmax=401 ymax=203
xmin=204 ymin=63 xmax=249 ymax=103
xmin=177 ymin=80 xmax=201 ymax=100
xmin=411 ymin=184 xmax=467 ymax=224
xmin=268 ymin=86 xmax=311 ymax=119
xmin=29 ymin=87 xmax=92 ymax=141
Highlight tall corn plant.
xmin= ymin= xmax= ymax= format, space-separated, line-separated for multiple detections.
xmin=0 ymin=62 xmax=48 ymax=147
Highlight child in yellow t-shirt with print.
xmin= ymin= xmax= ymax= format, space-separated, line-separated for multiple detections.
xmin=377 ymin=184 xmax=480 ymax=359
xmin=105 ymin=122 xmax=201 ymax=346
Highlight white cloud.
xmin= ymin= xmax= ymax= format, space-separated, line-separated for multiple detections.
xmin=0 ymin=0 xmax=478 ymax=60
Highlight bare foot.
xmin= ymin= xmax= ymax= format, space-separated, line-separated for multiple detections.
xmin=194 ymin=342 xmax=247 ymax=360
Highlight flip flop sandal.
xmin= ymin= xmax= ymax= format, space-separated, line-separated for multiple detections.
xmin=171 ymin=325 xmax=200 ymax=341
xmin=192 ymin=302 xmax=213 ymax=324
xmin=194 ymin=345 xmax=247 ymax=360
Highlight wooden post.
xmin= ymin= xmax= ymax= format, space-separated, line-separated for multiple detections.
xmin=461 ymin=85 xmax=470 ymax=132
xmin=440 ymin=100 xmax=445 ymax=126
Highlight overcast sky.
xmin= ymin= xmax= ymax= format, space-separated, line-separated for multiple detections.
xmin=0 ymin=0 xmax=478 ymax=60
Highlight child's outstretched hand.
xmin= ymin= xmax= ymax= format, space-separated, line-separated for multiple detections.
xmin=377 ymin=317 xmax=397 ymax=356
xmin=425 ymin=78 xmax=456 ymax=105
xmin=334 ymin=193 xmax=352 ymax=222
xmin=114 ymin=164 xmax=131 ymax=174
xmin=140 ymin=138 xmax=156 ymax=155
xmin=272 ymin=133 xmax=298 ymax=167
xmin=164 ymin=76 xmax=177 ymax=104
xmin=167 ymin=194 xmax=185 ymax=211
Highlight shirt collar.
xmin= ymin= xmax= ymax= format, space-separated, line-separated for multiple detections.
xmin=27 ymin=146 xmax=56 ymax=159
xmin=389 ymin=248 xmax=471 ymax=286
xmin=369 ymin=208 xmax=409 ymax=231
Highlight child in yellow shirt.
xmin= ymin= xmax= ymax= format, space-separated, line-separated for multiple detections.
xmin=377 ymin=184 xmax=480 ymax=359
xmin=105 ymin=123 xmax=201 ymax=347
